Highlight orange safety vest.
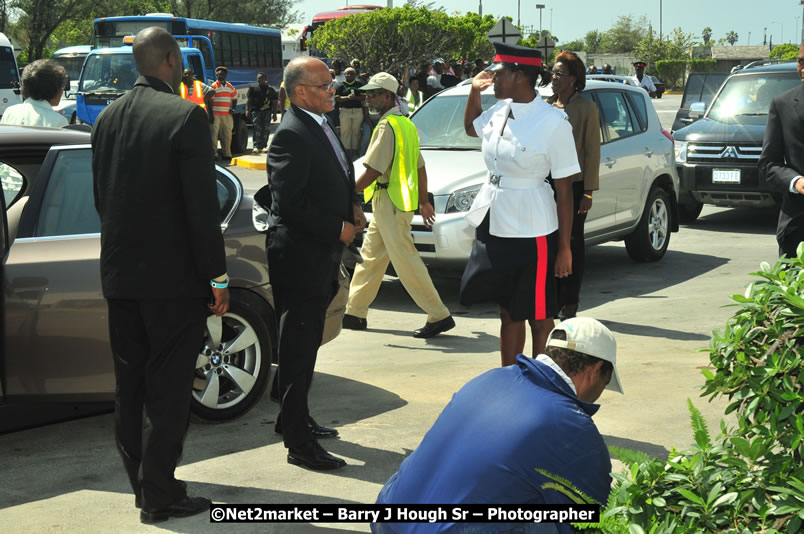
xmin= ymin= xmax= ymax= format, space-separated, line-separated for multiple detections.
xmin=180 ymin=80 xmax=206 ymax=109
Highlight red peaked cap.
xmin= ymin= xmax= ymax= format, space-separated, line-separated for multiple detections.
xmin=488 ymin=42 xmax=544 ymax=71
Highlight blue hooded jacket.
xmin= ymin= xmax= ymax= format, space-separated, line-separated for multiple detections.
xmin=372 ymin=354 xmax=612 ymax=534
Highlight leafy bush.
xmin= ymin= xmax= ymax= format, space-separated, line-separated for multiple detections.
xmin=593 ymin=247 xmax=804 ymax=533
xmin=687 ymin=59 xmax=717 ymax=72
xmin=655 ymin=60 xmax=686 ymax=90
xmin=770 ymin=44 xmax=800 ymax=61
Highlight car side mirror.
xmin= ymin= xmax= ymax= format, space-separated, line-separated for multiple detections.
xmin=689 ymin=102 xmax=706 ymax=119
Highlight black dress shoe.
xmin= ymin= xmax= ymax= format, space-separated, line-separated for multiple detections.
xmin=135 ymin=480 xmax=187 ymax=509
xmin=287 ymin=441 xmax=346 ymax=470
xmin=413 ymin=315 xmax=456 ymax=338
xmin=275 ymin=416 xmax=339 ymax=439
xmin=342 ymin=314 xmax=367 ymax=330
xmin=140 ymin=495 xmax=211 ymax=524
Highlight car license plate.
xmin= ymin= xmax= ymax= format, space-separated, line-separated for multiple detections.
xmin=712 ymin=169 xmax=741 ymax=184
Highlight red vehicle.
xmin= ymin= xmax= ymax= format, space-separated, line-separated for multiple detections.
xmin=301 ymin=5 xmax=383 ymax=58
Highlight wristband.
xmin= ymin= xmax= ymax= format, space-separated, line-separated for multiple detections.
xmin=210 ymin=277 xmax=229 ymax=289
xmin=583 ymin=194 xmax=593 ymax=199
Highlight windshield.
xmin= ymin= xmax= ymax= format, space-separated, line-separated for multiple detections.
xmin=707 ymin=72 xmax=801 ymax=123
xmin=412 ymin=94 xmax=498 ymax=149
xmin=79 ymin=53 xmax=138 ymax=93
xmin=0 ymin=46 xmax=20 ymax=90
xmin=51 ymin=55 xmax=86 ymax=82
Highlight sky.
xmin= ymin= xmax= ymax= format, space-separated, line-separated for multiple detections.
xmin=294 ymin=0 xmax=804 ymax=47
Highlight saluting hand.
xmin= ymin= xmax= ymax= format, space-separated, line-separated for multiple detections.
xmin=471 ymin=71 xmax=494 ymax=92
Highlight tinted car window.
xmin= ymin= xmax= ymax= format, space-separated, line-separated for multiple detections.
xmin=708 ymin=72 xmax=801 ymax=123
xmin=413 ymin=94 xmax=497 ymax=149
xmin=216 ymin=172 xmax=238 ymax=219
xmin=626 ymin=92 xmax=649 ymax=131
xmin=35 ymin=149 xmax=100 ymax=237
xmin=0 ymin=46 xmax=19 ymax=89
xmin=0 ymin=161 xmax=25 ymax=207
xmin=597 ymin=91 xmax=636 ymax=141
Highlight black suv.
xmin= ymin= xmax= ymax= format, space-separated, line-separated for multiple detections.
xmin=672 ymin=62 xmax=800 ymax=222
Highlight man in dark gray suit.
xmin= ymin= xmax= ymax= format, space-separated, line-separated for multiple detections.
xmin=92 ymin=27 xmax=229 ymax=523
xmin=760 ymin=42 xmax=804 ymax=258
xmin=255 ymin=56 xmax=365 ymax=471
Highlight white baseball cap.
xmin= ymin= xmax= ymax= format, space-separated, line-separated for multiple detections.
xmin=360 ymin=72 xmax=399 ymax=94
xmin=546 ymin=317 xmax=623 ymax=394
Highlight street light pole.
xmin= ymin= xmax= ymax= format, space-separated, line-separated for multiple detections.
xmin=536 ymin=4 xmax=545 ymax=38
xmin=478 ymin=0 xmax=482 ymax=17
xmin=517 ymin=0 xmax=520 ymax=28
xmin=659 ymin=0 xmax=663 ymax=40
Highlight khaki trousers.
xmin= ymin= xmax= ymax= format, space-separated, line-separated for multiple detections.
xmin=339 ymin=108 xmax=363 ymax=152
xmin=211 ymin=113 xmax=233 ymax=157
xmin=345 ymin=190 xmax=450 ymax=322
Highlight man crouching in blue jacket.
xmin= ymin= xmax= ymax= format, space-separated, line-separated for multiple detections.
xmin=372 ymin=317 xmax=623 ymax=534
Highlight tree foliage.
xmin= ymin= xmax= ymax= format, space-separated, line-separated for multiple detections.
xmin=702 ymin=26 xmax=712 ymax=45
xmin=598 ymin=15 xmax=648 ymax=54
xmin=311 ymin=6 xmax=497 ymax=74
xmin=726 ymin=30 xmax=739 ymax=46
xmin=634 ymin=26 xmax=694 ymax=75
xmin=770 ymin=43 xmax=799 ymax=60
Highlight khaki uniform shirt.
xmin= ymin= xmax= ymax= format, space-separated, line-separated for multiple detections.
xmin=363 ymin=106 xmax=425 ymax=185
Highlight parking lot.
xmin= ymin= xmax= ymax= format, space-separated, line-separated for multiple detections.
xmin=0 ymin=91 xmax=784 ymax=533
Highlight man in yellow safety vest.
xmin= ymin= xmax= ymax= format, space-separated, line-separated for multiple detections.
xmin=179 ymin=68 xmax=213 ymax=112
xmin=342 ymin=72 xmax=455 ymax=339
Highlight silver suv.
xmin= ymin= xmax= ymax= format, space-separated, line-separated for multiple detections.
xmin=360 ymin=80 xmax=680 ymax=267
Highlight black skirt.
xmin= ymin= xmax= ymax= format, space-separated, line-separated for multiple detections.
xmin=459 ymin=214 xmax=558 ymax=321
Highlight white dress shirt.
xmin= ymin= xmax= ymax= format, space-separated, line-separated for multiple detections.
xmin=0 ymin=98 xmax=68 ymax=128
xmin=466 ymin=96 xmax=581 ymax=238
xmin=633 ymin=74 xmax=657 ymax=93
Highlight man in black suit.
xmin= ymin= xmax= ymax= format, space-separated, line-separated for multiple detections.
xmin=255 ymin=56 xmax=365 ymax=471
xmin=91 ymin=27 xmax=229 ymax=523
xmin=759 ymin=42 xmax=804 ymax=258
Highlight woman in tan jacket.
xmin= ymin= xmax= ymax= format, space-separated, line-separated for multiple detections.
xmin=547 ymin=51 xmax=601 ymax=320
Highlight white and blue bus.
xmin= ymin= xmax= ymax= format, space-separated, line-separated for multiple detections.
xmin=81 ymin=14 xmax=282 ymax=151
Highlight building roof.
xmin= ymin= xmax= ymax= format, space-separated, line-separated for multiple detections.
xmin=710 ymin=45 xmax=771 ymax=60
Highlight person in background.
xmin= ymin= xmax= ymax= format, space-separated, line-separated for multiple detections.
xmin=351 ymin=58 xmax=362 ymax=74
xmin=632 ymin=61 xmax=656 ymax=97
xmin=758 ymin=41 xmax=804 ymax=258
xmin=547 ymin=51 xmax=600 ymax=321
xmin=278 ymin=80 xmax=291 ymax=120
xmin=342 ymin=72 xmax=455 ymax=339
xmin=1 ymin=59 xmax=68 ymax=127
xmin=332 ymin=58 xmax=346 ymax=84
xmin=179 ymin=68 xmax=212 ymax=112
xmin=403 ymin=76 xmax=422 ymax=114
xmin=246 ymin=72 xmax=278 ymax=154
xmin=425 ymin=60 xmax=445 ymax=99
xmin=602 ymin=63 xmax=613 ymax=75
xmin=336 ymin=67 xmax=367 ymax=159
xmin=460 ymin=43 xmax=579 ymax=366
xmin=209 ymin=66 xmax=237 ymax=160
xmin=91 ymin=26 xmax=229 ymax=523
xmin=372 ymin=318 xmax=624 ymax=534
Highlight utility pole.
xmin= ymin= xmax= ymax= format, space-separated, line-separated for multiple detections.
xmin=478 ymin=0 xmax=482 ymax=17
xmin=748 ymin=31 xmax=751 ymax=46
xmin=659 ymin=0 xmax=663 ymax=41
xmin=536 ymin=4 xmax=545 ymax=37
xmin=517 ymin=0 xmax=520 ymax=28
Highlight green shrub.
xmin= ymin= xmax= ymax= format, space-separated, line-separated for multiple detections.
xmin=687 ymin=59 xmax=717 ymax=72
xmin=655 ymin=59 xmax=686 ymax=90
xmin=770 ymin=44 xmax=800 ymax=61
xmin=597 ymin=247 xmax=804 ymax=533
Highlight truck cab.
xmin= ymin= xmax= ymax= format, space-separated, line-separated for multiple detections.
xmin=76 ymin=42 xmax=206 ymax=126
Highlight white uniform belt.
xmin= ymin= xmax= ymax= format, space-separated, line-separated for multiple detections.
xmin=489 ymin=174 xmax=537 ymax=190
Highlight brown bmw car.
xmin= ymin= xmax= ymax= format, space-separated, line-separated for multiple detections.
xmin=0 ymin=125 xmax=348 ymax=423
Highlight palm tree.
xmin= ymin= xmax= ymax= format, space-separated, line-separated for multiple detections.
xmin=702 ymin=27 xmax=712 ymax=45
xmin=726 ymin=30 xmax=739 ymax=46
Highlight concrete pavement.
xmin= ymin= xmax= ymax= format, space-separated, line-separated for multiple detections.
xmin=0 ymin=202 xmax=782 ymax=533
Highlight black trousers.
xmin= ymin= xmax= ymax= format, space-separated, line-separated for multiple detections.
xmin=557 ymin=181 xmax=589 ymax=311
xmin=271 ymin=285 xmax=336 ymax=449
xmin=107 ymin=298 xmax=206 ymax=509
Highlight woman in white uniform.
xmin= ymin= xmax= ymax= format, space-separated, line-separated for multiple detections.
xmin=460 ymin=43 xmax=580 ymax=367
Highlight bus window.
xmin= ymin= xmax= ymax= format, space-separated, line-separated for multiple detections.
xmin=256 ymin=38 xmax=265 ymax=68
xmin=272 ymin=37 xmax=281 ymax=68
xmin=0 ymin=46 xmax=20 ymax=90
xmin=248 ymin=36 xmax=257 ymax=68
xmin=230 ymin=32 xmax=241 ymax=68
xmin=188 ymin=55 xmax=204 ymax=79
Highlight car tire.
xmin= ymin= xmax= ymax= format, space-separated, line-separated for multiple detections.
xmin=191 ymin=290 xmax=273 ymax=422
xmin=625 ymin=185 xmax=671 ymax=262
xmin=232 ymin=116 xmax=249 ymax=154
xmin=657 ymin=93 xmax=663 ymax=99
xmin=678 ymin=199 xmax=703 ymax=224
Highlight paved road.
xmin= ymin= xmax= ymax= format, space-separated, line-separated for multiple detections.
xmin=651 ymin=93 xmax=681 ymax=131
xmin=2 ymin=91 xmax=783 ymax=533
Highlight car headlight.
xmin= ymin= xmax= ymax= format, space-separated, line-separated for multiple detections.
xmin=446 ymin=184 xmax=481 ymax=213
xmin=674 ymin=140 xmax=688 ymax=164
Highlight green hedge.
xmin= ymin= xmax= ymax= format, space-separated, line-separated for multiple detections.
xmin=655 ymin=59 xmax=717 ymax=90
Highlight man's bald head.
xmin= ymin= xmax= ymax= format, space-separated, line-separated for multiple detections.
xmin=133 ymin=27 xmax=182 ymax=91
xmin=284 ymin=56 xmax=327 ymax=100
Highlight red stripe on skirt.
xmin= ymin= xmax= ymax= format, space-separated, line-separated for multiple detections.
xmin=534 ymin=235 xmax=548 ymax=320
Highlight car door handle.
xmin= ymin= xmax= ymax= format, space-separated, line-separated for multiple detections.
xmin=644 ymin=147 xmax=654 ymax=156
xmin=604 ymin=156 xmax=616 ymax=168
